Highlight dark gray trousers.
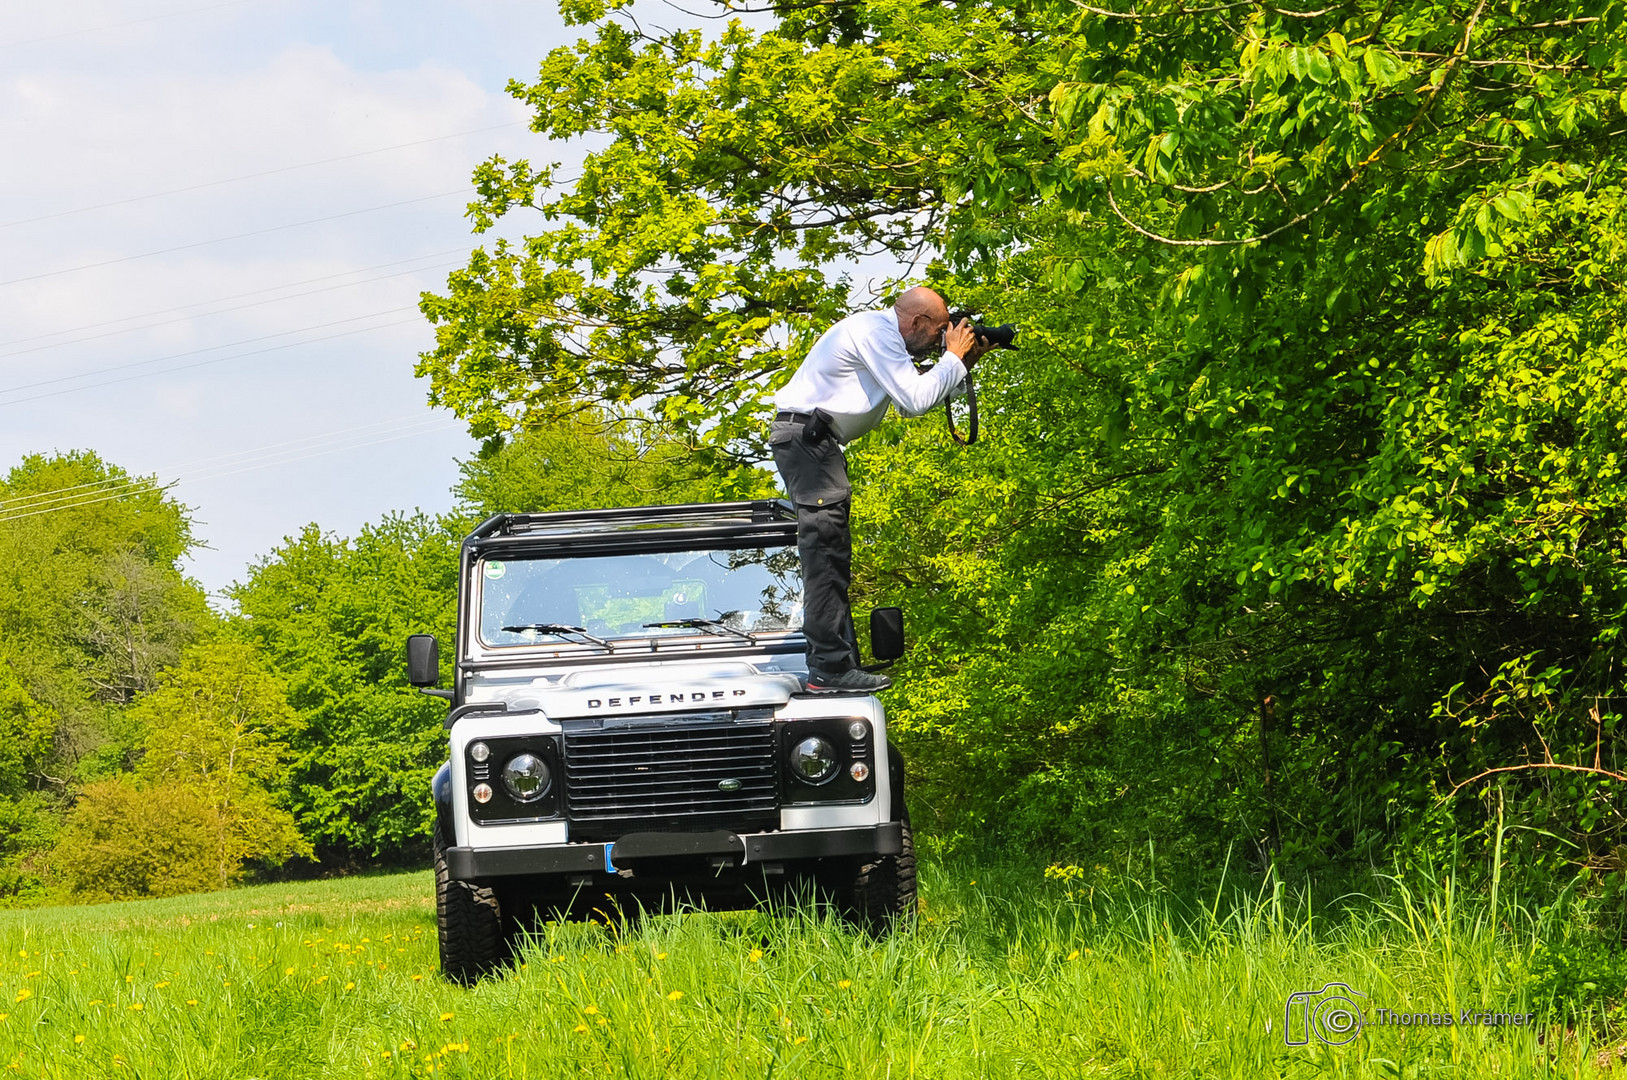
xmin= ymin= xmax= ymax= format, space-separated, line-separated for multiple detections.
xmin=770 ymin=419 xmax=861 ymax=674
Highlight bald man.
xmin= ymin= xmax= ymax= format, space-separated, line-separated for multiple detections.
xmin=770 ymin=287 xmax=986 ymax=693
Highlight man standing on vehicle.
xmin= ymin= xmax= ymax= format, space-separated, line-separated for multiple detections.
xmin=770 ymin=286 xmax=987 ymax=693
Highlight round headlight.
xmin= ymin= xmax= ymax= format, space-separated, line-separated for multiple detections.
xmin=790 ymin=736 xmax=838 ymax=784
xmin=469 ymin=742 xmax=490 ymax=763
xmin=501 ymin=752 xmax=552 ymax=802
xmin=847 ymin=721 xmax=868 ymax=741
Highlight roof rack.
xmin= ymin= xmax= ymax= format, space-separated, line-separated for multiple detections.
xmin=461 ymin=500 xmax=798 ymax=555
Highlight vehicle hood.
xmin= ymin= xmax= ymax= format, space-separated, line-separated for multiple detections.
xmin=464 ymin=660 xmax=805 ymax=719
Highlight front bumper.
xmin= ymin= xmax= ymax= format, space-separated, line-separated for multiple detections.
xmin=446 ymin=822 xmax=902 ymax=880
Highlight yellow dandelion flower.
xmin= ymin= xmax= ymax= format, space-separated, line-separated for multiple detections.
xmin=837 ymin=980 xmax=851 ymax=989
xmin=344 ymin=982 xmax=355 ymax=991
xmin=749 ymin=949 xmax=763 ymax=962
xmin=155 ymin=981 xmax=170 ymax=988
xmin=401 ymin=1040 xmax=417 ymax=1051
xmin=67 ymin=970 xmax=78 ymax=976
xmin=0 ymin=1015 xmax=7 ymax=1022
xmin=12 ymin=990 xmax=29 ymax=1004
xmin=583 ymin=1005 xmax=598 ymax=1015
xmin=573 ymin=1024 xmax=589 ymax=1034
xmin=794 ymin=1036 xmax=809 ymax=1045
xmin=315 ymin=975 xmax=329 ymax=984
xmin=597 ymin=1017 xmax=608 ymax=1026
xmin=969 ymin=879 xmax=977 ymax=885
xmin=656 ymin=952 xmax=667 ymax=960
xmin=128 ymin=1003 xmax=143 ymax=1011
xmin=381 ymin=1051 xmax=392 ymax=1059
xmin=124 ymin=976 xmax=134 ymax=984
xmin=439 ymin=1012 xmax=454 ymax=1022
xmin=283 ymin=967 xmax=295 ymax=976
xmin=74 ymin=1035 xmax=85 ymax=1045
xmin=186 ymin=1000 xmax=197 ymax=1006
xmin=411 ymin=974 xmax=423 ymax=982
xmin=1066 ymin=951 xmax=1080 ymax=961
xmin=667 ymin=990 xmax=683 ymax=1001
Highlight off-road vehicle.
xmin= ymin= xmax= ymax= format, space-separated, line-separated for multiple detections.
xmin=406 ymin=500 xmax=914 ymax=982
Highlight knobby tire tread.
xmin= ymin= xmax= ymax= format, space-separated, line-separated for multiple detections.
xmin=434 ymin=821 xmax=507 ymax=984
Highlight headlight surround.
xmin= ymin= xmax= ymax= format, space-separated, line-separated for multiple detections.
xmin=501 ymin=752 xmax=552 ymax=802
xmin=789 ymin=736 xmax=839 ymax=785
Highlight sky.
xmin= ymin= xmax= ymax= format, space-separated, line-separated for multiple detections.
xmin=0 ymin=0 xmax=626 ymax=601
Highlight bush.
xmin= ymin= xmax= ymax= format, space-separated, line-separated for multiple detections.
xmin=53 ymin=779 xmax=221 ymax=901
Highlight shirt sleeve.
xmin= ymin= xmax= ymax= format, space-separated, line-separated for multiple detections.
xmin=856 ymin=319 xmax=968 ymax=418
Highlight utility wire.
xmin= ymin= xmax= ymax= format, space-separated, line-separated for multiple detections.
xmin=0 ymin=189 xmax=472 ymax=288
xmin=0 ymin=124 xmax=520 ymax=231
xmin=0 ymin=315 xmax=424 ymax=408
xmin=0 ymin=262 xmax=460 ymax=361
xmin=0 ymin=308 xmax=418 ymax=397
xmin=0 ymin=413 xmax=455 ymax=513
xmin=0 ymin=417 xmax=465 ymax=524
xmin=0 ymin=248 xmax=469 ymax=351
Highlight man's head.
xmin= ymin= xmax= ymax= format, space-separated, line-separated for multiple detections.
xmin=894 ymin=287 xmax=951 ymax=357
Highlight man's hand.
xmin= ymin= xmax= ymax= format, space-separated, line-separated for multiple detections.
xmin=945 ymin=318 xmax=990 ymax=371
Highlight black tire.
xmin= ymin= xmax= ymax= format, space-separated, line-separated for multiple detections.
xmin=847 ymin=813 xmax=917 ymax=934
xmin=434 ymin=821 xmax=508 ymax=984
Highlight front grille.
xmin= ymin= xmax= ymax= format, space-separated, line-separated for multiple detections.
xmin=562 ymin=717 xmax=779 ymax=840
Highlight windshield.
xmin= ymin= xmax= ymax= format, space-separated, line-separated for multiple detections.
xmin=476 ymin=546 xmax=803 ymax=649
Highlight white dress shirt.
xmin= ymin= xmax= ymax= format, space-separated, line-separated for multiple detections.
xmin=773 ymin=309 xmax=967 ymax=444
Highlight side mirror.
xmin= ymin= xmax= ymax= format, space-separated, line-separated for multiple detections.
xmin=406 ymin=634 xmax=440 ymax=687
xmin=869 ymin=607 xmax=905 ymax=663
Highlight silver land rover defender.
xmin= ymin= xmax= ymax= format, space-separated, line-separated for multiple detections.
xmin=405 ymin=500 xmax=915 ymax=982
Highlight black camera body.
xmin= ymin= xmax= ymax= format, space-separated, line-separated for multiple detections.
xmin=948 ymin=311 xmax=1018 ymax=350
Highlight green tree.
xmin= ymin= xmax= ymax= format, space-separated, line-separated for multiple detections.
xmin=417 ymin=0 xmax=1627 ymax=888
xmin=0 ymin=451 xmax=213 ymax=896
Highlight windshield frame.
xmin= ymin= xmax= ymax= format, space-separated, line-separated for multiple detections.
xmin=462 ymin=541 xmax=805 ymax=663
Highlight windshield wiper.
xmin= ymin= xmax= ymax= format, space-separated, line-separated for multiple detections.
xmin=500 ymin=623 xmax=614 ymax=650
xmin=641 ymin=617 xmax=756 ymax=643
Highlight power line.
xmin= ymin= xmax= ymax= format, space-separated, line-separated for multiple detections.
xmin=0 ymin=413 xmax=454 ymax=513
xmin=0 ymin=248 xmax=470 ymax=351
xmin=0 ymin=261 xmax=462 ymax=361
xmin=0 ymin=189 xmax=471 ymax=288
xmin=0 ymin=315 xmax=425 ymax=408
xmin=0 ymin=416 xmax=466 ymax=524
xmin=0 ymin=0 xmax=253 ymax=51
xmin=0 ymin=307 xmax=417 ymax=396
xmin=0 ymin=124 xmax=521 ymax=231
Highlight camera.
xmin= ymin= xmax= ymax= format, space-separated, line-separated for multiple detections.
xmin=947 ymin=310 xmax=1018 ymax=350
xmin=1283 ymin=983 xmax=1366 ymax=1046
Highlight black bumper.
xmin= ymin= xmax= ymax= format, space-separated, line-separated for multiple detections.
xmin=446 ymin=822 xmax=902 ymax=881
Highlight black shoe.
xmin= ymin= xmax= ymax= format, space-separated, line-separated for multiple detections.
xmin=805 ymin=668 xmax=893 ymax=693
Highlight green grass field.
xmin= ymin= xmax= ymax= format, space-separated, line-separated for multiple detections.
xmin=0 ymin=862 xmax=1619 ymax=1078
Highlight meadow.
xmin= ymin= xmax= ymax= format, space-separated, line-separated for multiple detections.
xmin=0 ymin=861 xmax=1620 ymax=1079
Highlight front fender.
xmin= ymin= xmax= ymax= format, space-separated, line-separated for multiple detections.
xmin=432 ymin=761 xmax=453 ymax=841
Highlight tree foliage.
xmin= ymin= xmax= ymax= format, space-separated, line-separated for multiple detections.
xmin=420 ymin=0 xmax=1627 ymax=886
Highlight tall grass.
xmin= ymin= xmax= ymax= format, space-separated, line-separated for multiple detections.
xmin=0 ymin=862 xmax=1619 ymax=1078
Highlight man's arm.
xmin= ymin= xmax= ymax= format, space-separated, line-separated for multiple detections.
xmin=859 ymin=322 xmax=969 ymax=418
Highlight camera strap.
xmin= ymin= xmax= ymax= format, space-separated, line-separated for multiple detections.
xmin=945 ymin=374 xmax=979 ymax=446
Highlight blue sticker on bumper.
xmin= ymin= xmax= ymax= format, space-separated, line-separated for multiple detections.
xmin=603 ymin=843 xmax=617 ymax=874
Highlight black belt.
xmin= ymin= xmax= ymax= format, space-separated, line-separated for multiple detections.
xmin=775 ymin=411 xmax=815 ymax=423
